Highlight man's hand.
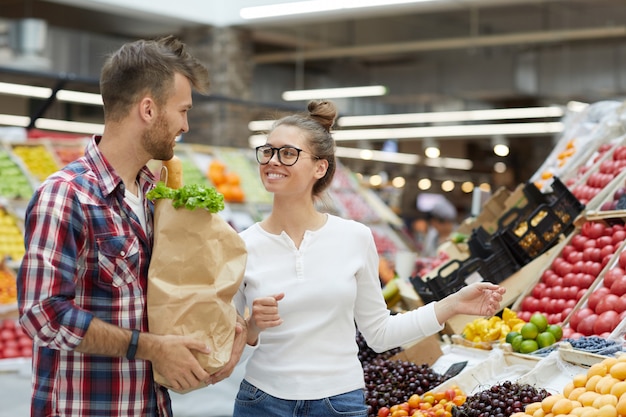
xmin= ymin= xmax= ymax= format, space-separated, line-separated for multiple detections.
xmin=139 ymin=333 xmax=212 ymax=392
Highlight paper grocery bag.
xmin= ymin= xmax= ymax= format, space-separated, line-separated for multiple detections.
xmin=147 ymin=199 xmax=246 ymax=392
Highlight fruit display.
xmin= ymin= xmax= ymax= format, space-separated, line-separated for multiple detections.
xmin=330 ymin=188 xmax=382 ymax=223
xmin=0 ymin=150 xmax=34 ymax=199
xmin=364 ymin=359 xmax=447 ymax=416
xmin=0 ymin=265 xmax=16 ymax=305
xmin=512 ymin=354 xmax=626 ymax=417
xmin=0 ymin=207 xmax=25 ymax=261
xmin=376 ymin=386 xmax=466 ymax=417
xmin=52 ymin=143 xmax=85 ymax=165
xmin=0 ymin=319 xmax=31 ymax=359
xmin=563 ymin=143 xmax=614 ymax=190
xmin=213 ymin=147 xmax=273 ymax=205
xmin=534 ymin=139 xmax=578 ymax=190
xmin=505 ymin=313 xmax=563 ymax=354
xmin=461 ymin=308 xmax=525 ymax=346
xmin=10 ymin=144 xmax=60 ymax=182
xmin=206 ymin=159 xmax=245 ymax=203
xmin=567 ymin=246 xmax=626 ymax=338
xmin=598 ymin=176 xmax=626 ymax=211
xmin=570 ymin=144 xmax=626 ymax=206
xmin=516 ymin=221 xmax=621 ymax=326
xmin=452 ymin=381 xmax=550 ymax=417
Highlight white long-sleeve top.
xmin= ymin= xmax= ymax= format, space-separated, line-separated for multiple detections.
xmin=234 ymin=214 xmax=444 ymax=400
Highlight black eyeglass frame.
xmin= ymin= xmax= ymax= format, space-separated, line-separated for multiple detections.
xmin=255 ymin=145 xmax=320 ymax=166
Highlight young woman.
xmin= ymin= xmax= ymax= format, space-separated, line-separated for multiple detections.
xmin=233 ymin=99 xmax=505 ymax=417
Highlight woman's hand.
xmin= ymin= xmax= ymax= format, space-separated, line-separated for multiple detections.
xmin=434 ymin=282 xmax=506 ymax=324
xmin=246 ymin=293 xmax=284 ymax=345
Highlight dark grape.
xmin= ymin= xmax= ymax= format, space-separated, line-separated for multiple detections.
xmin=452 ymin=381 xmax=550 ymax=417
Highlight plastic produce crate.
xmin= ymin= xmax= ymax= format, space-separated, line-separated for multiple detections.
xmin=498 ymin=177 xmax=584 ymax=265
xmin=410 ymin=227 xmax=520 ymax=302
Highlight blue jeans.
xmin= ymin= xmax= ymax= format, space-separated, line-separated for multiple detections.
xmin=233 ymin=379 xmax=368 ymax=417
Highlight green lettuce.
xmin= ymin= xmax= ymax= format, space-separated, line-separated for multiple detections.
xmin=146 ymin=182 xmax=225 ymax=213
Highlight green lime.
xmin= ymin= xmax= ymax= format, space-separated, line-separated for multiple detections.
xmin=546 ymin=324 xmax=563 ymax=341
xmin=519 ymin=339 xmax=539 ymax=354
xmin=520 ymin=322 xmax=539 ymax=340
xmin=511 ymin=334 xmax=524 ymax=352
xmin=505 ymin=331 xmax=520 ymax=344
xmin=536 ymin=331 xmax=556 ymax=348
xmin=529 ymin=313 xmax=548 ymax=332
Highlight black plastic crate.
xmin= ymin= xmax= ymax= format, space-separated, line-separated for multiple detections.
xmin=410 ymin=229 xmax=520 ymax=302
xmin=498 ymin=177 xmax=584 ymax=265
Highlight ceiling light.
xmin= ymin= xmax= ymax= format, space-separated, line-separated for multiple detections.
xmin=417 ymin=178 xmax=431 ymax=190
xmin=492 ymin=135 xmax=510 ymax=157
xmin=392 ymin=177 xmax=406 ymax=188
xmin=337 ymin=106 xmax=565 ymax=127
xmin=441 ymin=180 xmax=455 ymax=192
xmin=461 ymin=182 xmax=474 ymax=193
xmin=56 ymin=90 xmax=103 ymax=105
xmin=369 ymin=174 xmax=383 ymax=187
xmin=282 ymin=85 xmax=387 ymax=101
xmin=34 ymin=119 xmax=103 ymax=134
xmin=240 ymin=0 xmax=433 ymax=20
xmin=494 ymin=162 xmax=507 ymax=173
xmin=0 ymin=81 xmax=103 ymax=105
xmin=423 ymin=138 xmax=440 ymax=158
xmin=331 ymin=122 xmax=564 ymax=141
xmin=0 ymin=114 xmax=30 ymax=127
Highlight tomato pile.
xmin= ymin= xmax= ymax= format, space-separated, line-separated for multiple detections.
xmin=517 ymin=221 xmax=622 ymax=327
xmin=0 ymin=319 xmax=32 ymax=359
xmin=568 ymin=248 xmax=626 ymax=337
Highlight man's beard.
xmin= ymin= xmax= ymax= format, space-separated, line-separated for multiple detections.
xmin=142 ymin=114 xmax=176 ymax=161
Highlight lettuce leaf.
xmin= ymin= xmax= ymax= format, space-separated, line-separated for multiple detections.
xmin=146 ymin=182 xmax=225 ymax=213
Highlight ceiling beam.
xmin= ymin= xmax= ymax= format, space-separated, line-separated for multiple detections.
xmin=254 ymin=26 xmax=626 ymax=64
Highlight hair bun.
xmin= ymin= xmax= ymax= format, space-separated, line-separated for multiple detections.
xmin=307 ymin=100 xmax=337 ymax=132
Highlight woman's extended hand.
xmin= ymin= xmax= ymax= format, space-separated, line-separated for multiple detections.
xmin=434 ymin=282 xmax=506 ymax=324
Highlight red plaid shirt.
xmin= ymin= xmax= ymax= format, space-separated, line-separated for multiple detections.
xmin=17 ymin=136 xmax=172 ymax=417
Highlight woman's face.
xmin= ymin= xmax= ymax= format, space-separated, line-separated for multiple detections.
xmin=259 ymin=125 xmax=326 ymax=198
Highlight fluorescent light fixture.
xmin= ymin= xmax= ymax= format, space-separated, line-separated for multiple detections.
xmin=282 ymin=85 xmax=387 ymax=101
xmin=0 ymin=114 xmax=30 ymax=127
xmin=240 ymin=0 xmax=433 ymax=20
xmin=424 ymin=157 xmax=473 ymax=170
xmin=56 ymin=90 xmax=103 ymax=106
xmin=337 ymin=106 xmax=565 ymax=127
xmin=0 ymin=81 xmax=103 ymax=106
xmin=335 ymin=146 xmax=420 ymax=165
xmin=248 ymin=120 xmax=275 ymax=131
xmin=0 ymin=113 xmax=103 ymax=135
xmin=34 ymin=119 xmax=103 ymax=134
xmin=331 ymin=122 xmax=564 ymax=141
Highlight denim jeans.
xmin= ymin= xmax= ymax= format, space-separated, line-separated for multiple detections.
xmin=233 ymin=379 xmax=368 ymax=417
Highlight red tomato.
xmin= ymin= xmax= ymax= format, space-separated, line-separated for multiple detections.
xmin=603 ymin=267 xmax=624 ymax=289
xmin=577 ymin=314 xmax=598 ymax=336
xmin=594 ymin=311 xmax=619 ymax=334
xmin=596 ymin=294 xmax=620 ymax=314
xmin=569 ymin=307 xmax=595 ymax=331
xmin=588 ymin=287 xmax=610 ymax=310
xmin=610 ymin=276 xmax=626 ymax=296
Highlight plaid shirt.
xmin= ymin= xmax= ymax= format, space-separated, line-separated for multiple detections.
xmin=17 ymin=136 xmax=172 ymax=417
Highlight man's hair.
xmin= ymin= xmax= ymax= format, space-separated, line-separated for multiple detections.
xmin=99 ymin=35 xmax=210 ymax=122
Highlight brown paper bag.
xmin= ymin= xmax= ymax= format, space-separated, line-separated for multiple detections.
xmin=147 ymin=199 xmax=246 ymax=393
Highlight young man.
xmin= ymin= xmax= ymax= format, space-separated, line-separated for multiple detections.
xmin=17 ymin=35 xmax=246 ymax=417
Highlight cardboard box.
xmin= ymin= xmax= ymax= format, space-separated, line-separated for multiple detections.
xmin=390 ymin=333 xmax=443 ymax=366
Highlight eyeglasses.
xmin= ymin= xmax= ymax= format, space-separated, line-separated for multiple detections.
xmin=255 ymin=145 xmax=320 ymax=166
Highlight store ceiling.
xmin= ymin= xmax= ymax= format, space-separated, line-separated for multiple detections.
xmin=1 ymin=0 xmax=626 ymax=192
